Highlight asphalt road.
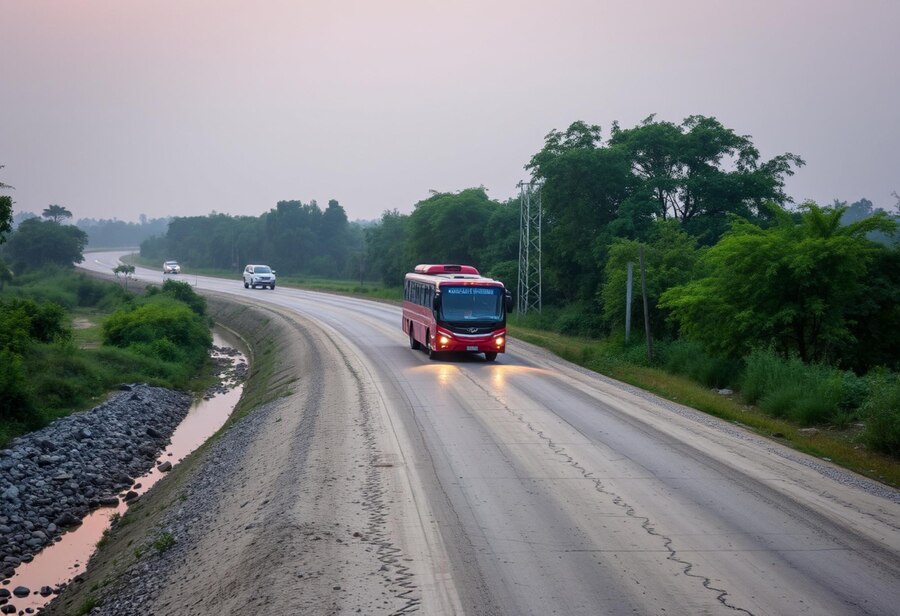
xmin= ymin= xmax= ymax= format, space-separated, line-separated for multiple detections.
xmin=79 ymin=253 xmax=900 ymax=615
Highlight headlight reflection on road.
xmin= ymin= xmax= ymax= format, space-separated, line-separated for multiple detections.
xmin=409 ymin=363 xmax=547 ymax=394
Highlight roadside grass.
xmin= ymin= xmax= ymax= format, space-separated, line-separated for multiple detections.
xmin=508 ymin=324 xmax=900 ymax=488
xmin=71 ymin=308 xmax=104 ymax=349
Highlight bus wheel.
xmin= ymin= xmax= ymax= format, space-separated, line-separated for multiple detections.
xmin=409 ymin=325 xmax=420 ymax=350
xmin=426 ymin=332 xmax=439 ymax=360
xmin=484 ymin=352 xmax=498 ymax=362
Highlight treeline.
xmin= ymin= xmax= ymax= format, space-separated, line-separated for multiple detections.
xmin=77 ymin=215 xmax=171 ymax=248
xmin=141 ymin=200 xmax=364 ymax=278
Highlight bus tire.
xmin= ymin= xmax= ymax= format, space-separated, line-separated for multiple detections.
xmin=484 ymin=352 xmax=498 ymax=362
xmin=409 ymin=325 xmax=420 ymax=350
xmin=426 ymin=332 xmax=439 ymax=360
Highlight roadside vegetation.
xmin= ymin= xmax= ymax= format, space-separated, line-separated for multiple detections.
xmin=0 ymin=265 xmax=212 ymax=446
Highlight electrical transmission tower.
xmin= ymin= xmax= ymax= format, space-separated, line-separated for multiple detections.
xmin=517 ymin=180 xmax=542 ymax=314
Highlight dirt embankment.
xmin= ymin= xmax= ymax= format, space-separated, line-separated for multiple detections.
xmin=44 ymin=294 xmax=441 ymax=615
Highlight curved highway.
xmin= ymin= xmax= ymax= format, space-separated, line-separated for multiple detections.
xmin=78 ymin=252 xmax=900 ymax=615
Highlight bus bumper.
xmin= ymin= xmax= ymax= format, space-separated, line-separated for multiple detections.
xmin=434 ymin=329 xmax=506 ymax=354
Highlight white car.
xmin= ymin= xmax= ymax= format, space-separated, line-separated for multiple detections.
xmin=243 ymin=264 xmax=276 ymax=289
xmin=163 ymin=260 xmax=181 ymax=274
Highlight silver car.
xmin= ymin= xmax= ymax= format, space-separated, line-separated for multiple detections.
xmin=163 ymin=260 xmax=181 ymax=274
xmin=243 ymin=264 xmax=276 ymax=289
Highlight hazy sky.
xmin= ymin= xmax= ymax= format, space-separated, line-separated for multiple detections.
xmin=2 ymin=0 xmax=898 ymax=222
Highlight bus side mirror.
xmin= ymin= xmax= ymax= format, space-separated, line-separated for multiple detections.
xmin=433 ymin=293 xmax=442 ymax=311
xmin=505 ymin=291 xmax=513 ymax=313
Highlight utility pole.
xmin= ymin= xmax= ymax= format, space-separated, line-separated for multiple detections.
xmin=517 ymin=181 xmax=542 ymax=314
xmin=639 ymin=245 xmax=653 ymax=363
xmin=625 ymin=262 xmax=633 ymax=343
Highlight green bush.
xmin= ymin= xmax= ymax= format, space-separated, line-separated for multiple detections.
xmin=861 ymin=376 xmax=900 ymax=456
xmin=658 ymin=339 xmax=741 ymax=388
xmin=512 ymin=302 xmax=605 ymax=338
xmin=741 ymin=348 xmax=869 ymax=426
xmin=146 ymin=279 xmax=207 ymax=316
xmin=103 ymin=297 xmax=211 ymax=368
xmin=0 ymin=349 xmax=36 ymax=423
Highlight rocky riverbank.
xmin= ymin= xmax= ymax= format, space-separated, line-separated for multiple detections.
xmin=0 ymin=385 xmax=192 ymax=591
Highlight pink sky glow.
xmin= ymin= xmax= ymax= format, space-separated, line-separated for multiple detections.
xmin=1 ymin=0 xmax=898 ymax=221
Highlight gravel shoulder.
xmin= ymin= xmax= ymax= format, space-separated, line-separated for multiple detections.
xmin=44 ymin=294 xmax=460 ymax=616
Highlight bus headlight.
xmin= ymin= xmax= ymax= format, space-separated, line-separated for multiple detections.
xmin=438 ymin=335 xmax=451 ymax=346
xmin=495 ymin=337 xmax=504 ymax=347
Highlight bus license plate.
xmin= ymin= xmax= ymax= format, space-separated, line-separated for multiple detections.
xmin=466 ymin=345 xmax=479 ymax=351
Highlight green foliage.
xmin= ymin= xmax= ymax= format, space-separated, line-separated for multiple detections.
xmin=2 ymin=217 xmax=88 ymax=272
xmin=0 ymin=270 xmax=212 ymax=441
xmin=146 ymin=200 xmax=358 ymax=278
xmin=656 ymin=339 xmax=741 ymax=388
xmin=528 ymin=123 xmax=633 ymax=302
xmin=42 ymin=204 xmax=73 ymax=223
xmin=365 ymin=209 xmax=409 ymax=285
xmin=103 ymin=297 xmax=211 ymax=367
xmin=147 ymin=279 xmax=207 ymax=316
xmin=484 ymin=260 xmax=518 ymax=290
xmin=601 ymin=221 xmax=701 ymax=338
xmin=0 ymin=349 xmax=35 ymax=423
xmin=113 ymin=263 xmax=135 ymax=277
xmin=740 ymin=348 xmax=870 ymax=426
xmin=0 ymin=258 xmax=11 ymax=290
xmin=153 ymin=531 xmax=176 ymax=552
xmin=2 ymin=267 xmax=130 ymax=311
xmin=0 ymin=195 xmax=12 ymax=244
xmin=861 ymin=375 xmax=900 ymax=456
xmin=406 ymin=188 xmax=516 ymax=268
xmin=0 ymin=296 xmax=71 ymax=347
xmin=511 ymin=302 xmax=606 ymax=338
xmin=661 ymin=202 xmax=898 ymax=366
xmin=75 ymin=594 xmax=101 ymax=616
xmin=608 ymin=115 xmax=804 ymax=241
xmin=524 ymin=116 xmax=804 ymax=305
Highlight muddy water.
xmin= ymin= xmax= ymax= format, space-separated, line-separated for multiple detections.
xmin=5 ymin=329 xmax=246 ymax=612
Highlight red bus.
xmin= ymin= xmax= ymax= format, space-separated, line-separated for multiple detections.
xmin=402 ymin=264 xmax=513 ymax=361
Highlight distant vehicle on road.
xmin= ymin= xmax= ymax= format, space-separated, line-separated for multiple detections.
xmin=243 ymin=264 xmax=276 ymax=289
xmin=163 ymin=260 xmax=181 ymax=274
xmin=402 ymin=264 xmax=512 ymax=361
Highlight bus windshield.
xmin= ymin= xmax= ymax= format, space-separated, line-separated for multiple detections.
xmin=439 ymin=286 xmax=504 ymax=322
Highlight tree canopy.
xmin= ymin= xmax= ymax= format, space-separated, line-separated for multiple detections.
xmin=2 ymin=218 xmax=88 ymax=273
xmin=660 ymin=203 xmax=897 ymax=367
xmin=526 ymin=115 xmax=805 ymax=304
xmin=42 ymin=204 xmax=73 ymax=223
xmin=0 ymin=166 xmax=12 ymax=244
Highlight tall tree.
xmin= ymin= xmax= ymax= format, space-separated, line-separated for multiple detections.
xmin=527 ymin=122 xmax=635 ymax=302
xmin=42 ymin=204 xmax=73 ymax=223
xmin=0 ymin=196 xmax=11 ymax=245
xmin=609 ymin=115 xmax=805 ymax=243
